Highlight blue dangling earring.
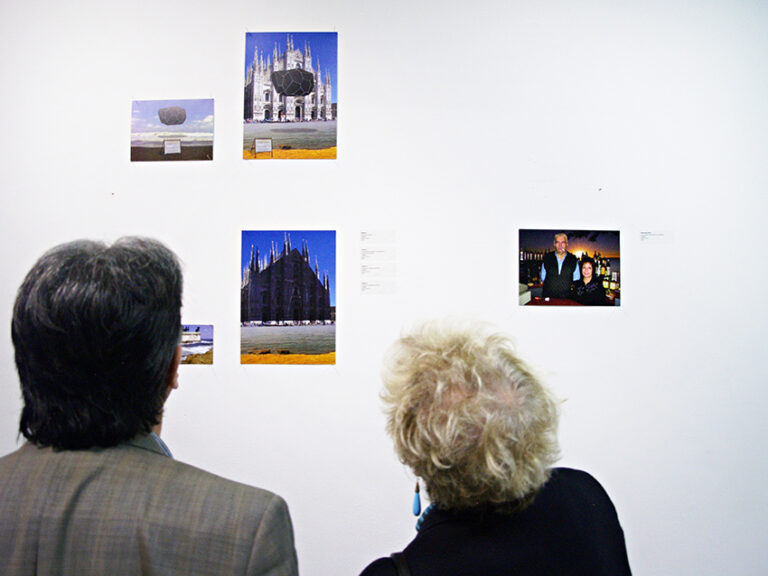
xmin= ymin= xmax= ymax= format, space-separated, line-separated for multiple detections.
xmin=412 ymin=481 xmax=421 ymax=516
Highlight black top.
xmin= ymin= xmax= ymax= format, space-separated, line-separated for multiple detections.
xmin=542 ymin=252 xmax=578 ymax=298
xmin=359 ymin=468 xmax=631 ymax=576
xmin=571 ymin=276 xmax=608 ymax=306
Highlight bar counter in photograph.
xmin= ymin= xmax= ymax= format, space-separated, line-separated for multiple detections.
xmin=526 ymin=297 xmax=583 ymax=306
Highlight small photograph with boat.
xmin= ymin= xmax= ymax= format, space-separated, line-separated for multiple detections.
xmin=180 ymin=324 xmax=214 ymax=364
xmin=131 ymin=99 xmax=214 ymax=162
xmin=243 ymin=32 xmax=337 ymax=159
xmin=519 ymin=229 xmax=621 ymax=307
xmin=241 ymin=230 xmax=336 ymax=364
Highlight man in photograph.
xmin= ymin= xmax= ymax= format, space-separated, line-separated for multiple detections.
xmin=0 ymin=237 xmax=298 ymax=576
xmin=541 ymin=232 xmax=580 ymax=298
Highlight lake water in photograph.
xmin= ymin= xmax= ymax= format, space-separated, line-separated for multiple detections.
xmin=243 ymin=120 xmax=337 ymax=150
xmin=241 ymin=324 xmax=335 ymax=354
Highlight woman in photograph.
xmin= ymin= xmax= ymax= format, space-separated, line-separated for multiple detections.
xmin=359 ymin=321 xmax=631 ymax=576
xmin=571 ymin=257 xmax=608 ymax=306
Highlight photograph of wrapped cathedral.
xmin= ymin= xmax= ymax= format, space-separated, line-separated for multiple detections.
xmin=241 ymin=230 xmax=336 ymax=365
xmin=243 ymin=32 xmax=337 ymax=159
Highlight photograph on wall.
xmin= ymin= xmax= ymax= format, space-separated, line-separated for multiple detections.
xmin=131 ymin=99 xmax=214 ymax=161
xmin=180 ymin=324 xmax=214 ymax=365
xmin=519 ymin=229 xmax=621 ymax=306
xmin=243 ymin=32 xmax=337 ymax=159
xmin=241 ymin=230 xmax=336 ymax=364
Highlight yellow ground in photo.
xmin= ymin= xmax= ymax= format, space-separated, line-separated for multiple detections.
xmin=181 ymin=350 xmax=213 ymax=365
xmin=243 ymin=147 xmax=337 ymax=160
xmin=240 ymin=352 xmax=336 ymax=365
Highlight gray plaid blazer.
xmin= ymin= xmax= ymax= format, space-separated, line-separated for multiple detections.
xmin=0 ymin=435 xmax=298 ymax=576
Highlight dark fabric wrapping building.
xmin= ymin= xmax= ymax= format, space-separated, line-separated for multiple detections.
xmin=241 ymin=236 xmax=331 ymax=323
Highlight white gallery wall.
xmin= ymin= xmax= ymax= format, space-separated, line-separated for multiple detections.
xmin=1 ymin=1 xmax=767 ymax=574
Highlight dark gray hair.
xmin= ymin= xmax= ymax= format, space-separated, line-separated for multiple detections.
xmin=12 ymin=237 xmax=183 ymax=449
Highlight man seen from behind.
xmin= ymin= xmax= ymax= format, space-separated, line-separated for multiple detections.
xmin=0 ymin=237 xmax=298 ymax=576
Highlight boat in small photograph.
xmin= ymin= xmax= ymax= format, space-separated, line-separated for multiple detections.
xmin=181 ymin=329 xmax=202 ymax=344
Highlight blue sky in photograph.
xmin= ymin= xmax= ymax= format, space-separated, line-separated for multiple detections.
xmin=131 ymin=99 xmax=214 ymax=135
xmin=244 ymin=32 xmax=337 ymax=103
xmin=241 ymin=230 xmax=336 ymax=305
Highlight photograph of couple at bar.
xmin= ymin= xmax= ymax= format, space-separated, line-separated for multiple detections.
xmin=519 ymin=229 xmax=620 ymax=307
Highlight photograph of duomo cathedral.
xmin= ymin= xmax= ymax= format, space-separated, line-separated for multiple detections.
xmin=243 ymin=32 xmax=337 ymax=159
xmin=241 ymin=230 xmax=336 ymax=365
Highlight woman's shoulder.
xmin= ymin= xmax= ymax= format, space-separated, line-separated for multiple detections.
xmin=543 ymin=467 xmax=619 ymax=512
xmin=549 ymin=467 xmax=607 ymax=490
xmin=359 ymin=556 xmax=398 ymax=576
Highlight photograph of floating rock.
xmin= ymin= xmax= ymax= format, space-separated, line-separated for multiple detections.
xmin=243 ymin=33 xmax=337 ymax=159
xmin=131 ymin=98 xmax=214 ymax=161
xmin=180 ymin=324 xmax=214 ymax=365
xmin=241 ymin=230 xmax=336 ymax=364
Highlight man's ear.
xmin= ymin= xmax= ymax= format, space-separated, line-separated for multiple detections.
xmin=166 ymin=345 xmax=182 ymax=394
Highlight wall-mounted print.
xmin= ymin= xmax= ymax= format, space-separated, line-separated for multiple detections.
xmin=243 ymin=32 xmax=337 ymax=159
xmin=180 ymin=324 xmax=214 ymax=364
xmin=519 ymin=229 xmax=621 ymax=306
xmin=241 ymin=230 xmax=336 ymax=364
xmin=131 ymin=99 xmax=214 ymax=161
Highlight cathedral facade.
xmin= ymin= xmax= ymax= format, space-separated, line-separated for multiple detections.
xmin=241 ymin=235 xmax=332 ymax=323
xmin=244 ymin=35 xmax=334 ymax=122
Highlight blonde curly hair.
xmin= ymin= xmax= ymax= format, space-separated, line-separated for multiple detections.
xmin=382 ymin=321 xmax=560 ymax=511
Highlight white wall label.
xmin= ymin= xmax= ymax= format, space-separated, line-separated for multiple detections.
xmin=640 ymin=230 xmax=674 ymax=244
xmin=361 ymin=230 xmax=396 ymax=294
